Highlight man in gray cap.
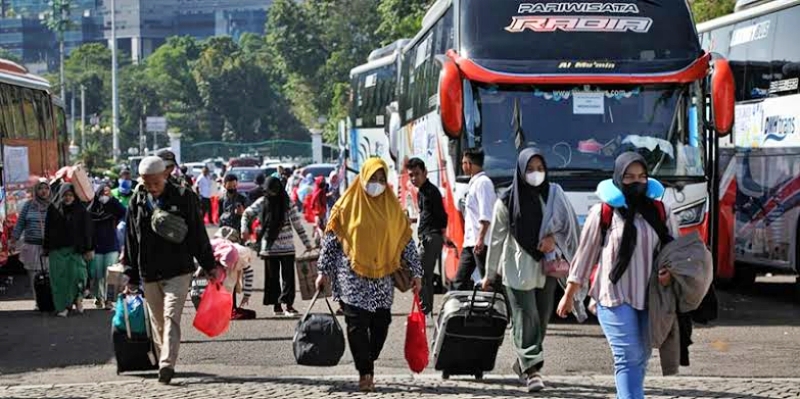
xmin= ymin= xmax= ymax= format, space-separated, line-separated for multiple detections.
xmin=123 ymin=156 xmax=216 ymax=384
xmin=156 ymin=149 xmax=192 ymax=189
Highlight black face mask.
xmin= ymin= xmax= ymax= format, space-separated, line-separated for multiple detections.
xmin=227 ymin=188 xmax=237 ymax=194
xmin=622 ymin=182 xmax=648 ymax=198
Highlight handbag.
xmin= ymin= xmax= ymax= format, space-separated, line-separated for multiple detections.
xmin=293 ymin=290 xmax=345 ymax=366
xmin=392 ymin=263 xmax=413 ymax=292
xmin=146 ymin=195 xmax=188 ymax=244
xmin=404 ymin=294 xmax=429 ymax=373
xmin=543 ymin=256 xmax=570 ymax=279
xmin=193 ymin=277 xmax=233 ymax=338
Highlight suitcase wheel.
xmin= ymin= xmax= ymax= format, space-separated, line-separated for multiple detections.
xmin=442 ymin=372 xmax=450 ymax=380
xmin=474 ymin=372 xmax=483 ymax=380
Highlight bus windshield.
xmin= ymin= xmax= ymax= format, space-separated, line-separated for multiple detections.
xmin=464 ymin=84 xmax=706 ymax=179
xmin=460 ymin=0 xmax=702 ymax=73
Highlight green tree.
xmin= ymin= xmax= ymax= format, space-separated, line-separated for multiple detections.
xmin=377 ymin=0 xmax=430 ymax=44
xmin=691 ymin=0 xmax=736 ymax=23
xmin=193 ymin=36 xmax=305 ymax=142
xmin=144 ymin=36 xmax=216 ymax=145
xmin=0 ymin=47 xmax=21 ymax=63
xmin=119 ymin=64 xmax=161 ymax=151
xmin=64 ymin=43 xmax=112 ymax=117
xmin=266 ymin=0 xmax=386 ymax=140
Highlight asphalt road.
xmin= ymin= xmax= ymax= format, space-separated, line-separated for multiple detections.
xmin=1 ymin=223 xmax=799 ymax=386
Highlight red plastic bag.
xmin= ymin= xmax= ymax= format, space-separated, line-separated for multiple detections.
xmin=193 ymin=278 xmax=233 ymax=338
xmin=404 ymin=294 xmax=429 ymax=373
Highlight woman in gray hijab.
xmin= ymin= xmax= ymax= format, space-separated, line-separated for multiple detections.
xmin=481 ymin=148 xmax=580 ymax=392
xmin=11 ymin=179 xmax=52 ymax=309
xmin=558 ymin=152 xmax=678 ymax=399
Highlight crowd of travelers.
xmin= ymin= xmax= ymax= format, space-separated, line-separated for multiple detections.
xmin=9 ymin=146 xmax=712 ymax=397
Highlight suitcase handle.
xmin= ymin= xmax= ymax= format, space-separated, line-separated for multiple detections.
xmin=467 ymin=283 xmax=499 ymax=319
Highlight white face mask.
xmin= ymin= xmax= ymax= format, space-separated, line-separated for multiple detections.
xmin=525 ymin=171 xmax=546 ymax=187
xmin=99 ymin=195 xmax=110 ymax=204
xmin=365 ymin=182 xmax=386 ymax=197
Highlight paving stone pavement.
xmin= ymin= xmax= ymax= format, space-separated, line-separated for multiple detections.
xmin=1 ymin=375 xmax=799 ymax=399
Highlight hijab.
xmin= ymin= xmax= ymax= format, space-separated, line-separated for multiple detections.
xmin=33 ymin=179 xmax=50 ymax=207
xmin=89 ymin=184 xmax=114 ymax=222
xmin=304 ymin=176 xmax=328 ymax=221
xmin=258 ymin=176 xmax=290 ymax=247
xmin=326 ymin=158 xmax=412 ymax=279
xmin=501 ymin=147 xmax=550 ymax=260
xmin=54 ymin=183 xmax=79 ymax=216
xmin=609 ymin=152 xmax=672 ymax=284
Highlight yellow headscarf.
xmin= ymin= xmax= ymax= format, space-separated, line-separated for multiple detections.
xmin=326 ymin=158 xmax=412 ymax=279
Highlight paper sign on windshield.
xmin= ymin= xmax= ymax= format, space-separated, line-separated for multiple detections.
xmin=573 ymin=92 xmax=604 ymax=114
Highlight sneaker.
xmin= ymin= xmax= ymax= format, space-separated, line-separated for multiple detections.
xmin=284 ymin=306 xmax=299 ymax=317
xmin=512 ymin=361 xmax=525 ymax=384
xmin=526 ymin=372 xmax=545 ymax=392
xmin=95 ymin=299 xmax=104 ymax=309
xmin=75 ymin=300 xmax=84 ymax=314
xmin=56 ymin=310 xmax=68 ymax=318
xmin=158 ymin=367 xmax=175 ymax=385
xmin=273 ymin=305 xmax=283 ymax=316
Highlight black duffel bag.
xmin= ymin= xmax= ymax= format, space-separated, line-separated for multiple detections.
xmin=293 ymin=290 xmax=345 ymax=366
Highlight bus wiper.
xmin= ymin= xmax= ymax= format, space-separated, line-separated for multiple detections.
xmin=550 ymin=168 xmax=612 ymax=176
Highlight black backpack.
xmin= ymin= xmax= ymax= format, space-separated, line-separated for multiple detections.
xmin=293 ymin=291 xmax=345 ymax=367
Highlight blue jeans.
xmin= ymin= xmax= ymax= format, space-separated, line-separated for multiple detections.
xmin=596 ymin=304 xmax=651 ymax=399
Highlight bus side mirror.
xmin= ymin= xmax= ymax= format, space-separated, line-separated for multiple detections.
xmin=439 ymin=59 xmax=463 ymax=138
xmin=710 ymin=58 xmax=735 ymax=137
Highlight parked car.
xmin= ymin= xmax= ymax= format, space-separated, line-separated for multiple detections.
xmin=225 ymin=167 xmax=265 ymax=194
xmin=300 ymin=163 xmax=337 ymax=180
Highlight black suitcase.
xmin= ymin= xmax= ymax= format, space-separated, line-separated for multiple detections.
xmin=34 ymin=267 xmax=55 ymax=312
xmin=432 ymin=286 xmax=508 ymax=380
xmin=113 ymin=295 xmax=158 ymax=374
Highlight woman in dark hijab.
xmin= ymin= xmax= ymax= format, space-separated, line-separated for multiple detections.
xmin=481 ymin=147 xmax=580 ymax=392
xmin=87 ymin=184 xmax=126 ymax=309
xmin=241 ymin=176 xmax=313 ymax=316
xmin=44 ymin=183 xmax=95 ymax=317
xmin=558 ymin=152 xmax=678 ymax=399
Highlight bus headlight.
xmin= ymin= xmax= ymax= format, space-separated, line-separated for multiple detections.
xmin=675 ymin=201 xmax=706 ymax=227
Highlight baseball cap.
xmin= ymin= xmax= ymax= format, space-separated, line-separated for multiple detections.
xmin=157 ymin=149 xmax=177 ymax=167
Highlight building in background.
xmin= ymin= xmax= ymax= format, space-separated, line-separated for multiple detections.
xmin=0 ymin=0 xmax=271 ymax=69
xmin=0 ymin=0 xmax=102 ymax=73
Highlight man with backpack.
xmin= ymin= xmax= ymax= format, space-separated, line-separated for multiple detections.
xmin=123 ymin=156 xmax=217 ymax=384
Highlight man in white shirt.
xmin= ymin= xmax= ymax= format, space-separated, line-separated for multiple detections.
xmin=194 ymin=166 xmax=214 ymax=224
xmin=453 ymin=147 xmax=497 ymax=290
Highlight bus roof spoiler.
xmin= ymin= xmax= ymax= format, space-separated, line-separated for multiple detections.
xmin=367 ymin=39 xmax=410 ymax=62
xmin=448 ymin=50 xmax=711 ymax=85
xmin=735 ymin=0 xmax=775 ymax=11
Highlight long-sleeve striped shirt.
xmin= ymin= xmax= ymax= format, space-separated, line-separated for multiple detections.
xmin=240 ymin=197 xmax=312 ymax=257
xmin=12 ymin=200 xmax=48 ymax=245
xmin=241 ymin=265 xmax=254 ymax=299
xmin=567 ymin=203 xmax=678 ymax=311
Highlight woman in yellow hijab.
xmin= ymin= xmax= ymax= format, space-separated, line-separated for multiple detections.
xmin=316 ymin=158 xmax=422 ymax=392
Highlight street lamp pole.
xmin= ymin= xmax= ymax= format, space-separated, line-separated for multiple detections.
xmin=80 ymin=84 xmax=85 ymax=151
xmin=110 ymin=0 xmax=120 ymax=163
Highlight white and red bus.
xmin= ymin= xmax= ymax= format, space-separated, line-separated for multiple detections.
xmin=0 ymin=58 xmax=69 ymax=266
xmin=342 ymin=40 xmax=409 ymax=191
xmin=699 ymin=0 xmax=800 ymax=286
xmin=388 ymin=0 xmax=735 ymax=283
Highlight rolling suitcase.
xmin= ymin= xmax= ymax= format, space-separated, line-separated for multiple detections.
xmin=432 ymin=285 xmax=508 ymax=380
xmin=34 ymin=257 xmax=55 ymax=312
xmin=113 ymin=294 xmax=158 ymax=374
